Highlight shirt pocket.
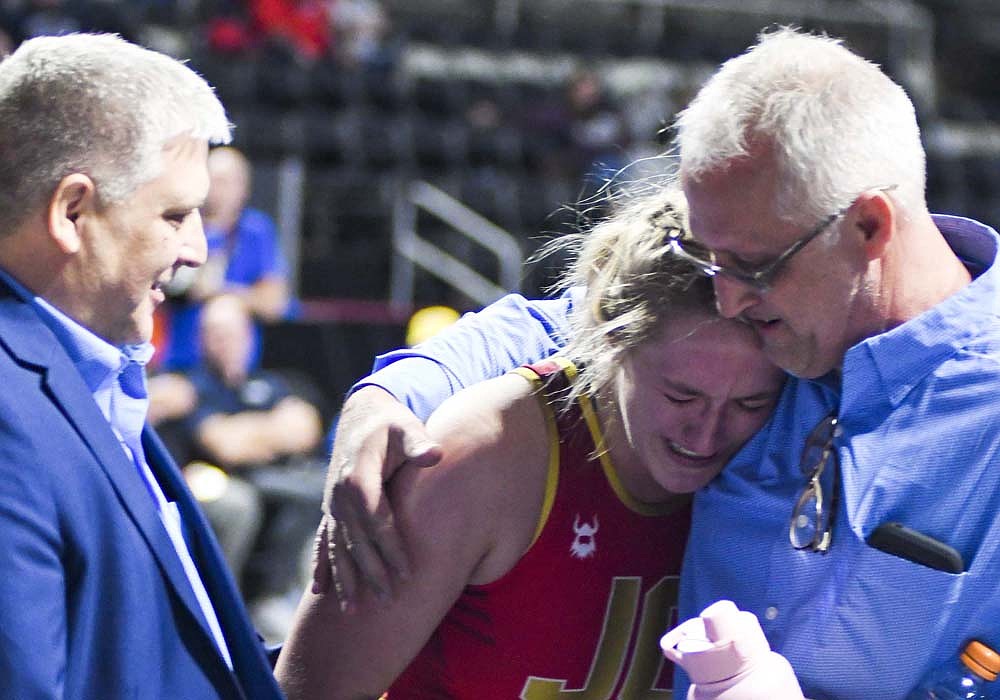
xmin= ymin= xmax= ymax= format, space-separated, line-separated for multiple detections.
xmin=811 ymin=539 xmax=970 ymax=699
xmin=835 ymin=539 xmax=967 ymax=630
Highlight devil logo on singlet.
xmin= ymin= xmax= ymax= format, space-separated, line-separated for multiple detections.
xmin=571 ymin=514 xmax=599 ymax=559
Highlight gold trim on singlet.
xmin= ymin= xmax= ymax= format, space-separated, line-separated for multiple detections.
xmin=576 ymin=390 xmax=677 ymax=517
xmin=513 ymin=356 xmax=677 ymax=547
xmin=512 ymin=361 xmax=564 ymax=547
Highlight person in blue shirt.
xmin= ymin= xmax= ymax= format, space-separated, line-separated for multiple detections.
xmin=152 ymin=292 xmax=327 ymax=642
xmin=311 ymin=27 xmax=1000 ymax=700
xmin=278 ymin=187 xmax=785 ymax=700
xmin=152 ymin=293 xmax=324 ymax=583
xmin=158 ymin=145 xmax=290 ymax=370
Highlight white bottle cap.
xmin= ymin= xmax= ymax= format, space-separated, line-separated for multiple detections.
xmin=660 ymin=600 xmax=770 ymax=684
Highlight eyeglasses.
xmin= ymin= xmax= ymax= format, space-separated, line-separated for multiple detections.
xmin=788 ymin=412 xmax=841 ymax=553
xmin=664 ymin=185 xmax=898 ymax=294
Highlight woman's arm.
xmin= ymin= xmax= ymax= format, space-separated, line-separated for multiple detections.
xmin=315 ymin=290 xmax=579 ymax=604
xmin=279 ymin=373 xmax=548 ymax=700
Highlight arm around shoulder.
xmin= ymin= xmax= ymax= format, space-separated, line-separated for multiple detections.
xmin=315 ymin=291 xmax=575 ymax=601
xmin=279 ymin=374 xmax=548 ymax=699
xmin=367 ymin=291 xmax=577 ymax=420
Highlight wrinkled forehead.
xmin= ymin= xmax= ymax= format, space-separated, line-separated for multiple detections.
xmin=139 ymin=135 xmax=211 ymax=208
xmin=680 ymin=158 xmax=786 ymax=252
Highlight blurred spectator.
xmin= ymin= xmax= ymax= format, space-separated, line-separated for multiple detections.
xmin=159 ymin=145 xmax=291 ymax=371
xmin=0 ymin=25 xmax=15 ymax=55
xmin=17 ymin=0 xmax=79 ymax=38
xmin=564 ymin=68 xmax=629 ymax=189
xmin=464 ymin=95 xmax=506 ymax=166
xmin=250 ymin=0 xmax=331 ymax=63
xmin=2 ymin=0 xmax=142 ymax=47
xmin=150 ymin=294 xmax=324 ymax=589
xmin=330 ymin=0 xmax=397 ymax=70
xmin=187 ymin=294 xmax=321 ymax=471
xmin=0 ymin=2 xmax=21 ymax=49
xmin=204 ymin=0 xmax=257 ymax=55
xmin=527 ymin=68 xmax=629 ymax=195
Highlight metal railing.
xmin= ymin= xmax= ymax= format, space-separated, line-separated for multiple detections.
xmin=390 ymin=180 xmax=523 ymax=309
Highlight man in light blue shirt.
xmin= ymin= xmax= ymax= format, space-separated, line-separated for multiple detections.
xmin=315 ymin=29 xmax=1000 ymax=700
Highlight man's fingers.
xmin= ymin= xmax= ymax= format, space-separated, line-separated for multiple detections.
xmin=368 ymin=501 xmax=410 ymax=582
xmin=402 ymin=437 xmax=443 ymax=470
xmin=334 ymin=490 xmax=393 ymax=603
xmin=314 ymin=386 xmax=440 ymax=601
xmin=310 ymin=515 xmax=360 ymax=616
xmin=311 ymin=513 xmax=361 ymax=613
xmin=329 ymin=519 xmax=358 ymax=613
xmin=310 ymin=518 xmax=332 ymax=595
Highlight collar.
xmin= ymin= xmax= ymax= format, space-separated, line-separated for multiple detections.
xmin=836 ymin=214 xmax=1000 ymax=414
xmin=0 ymin=268 xmax=153 ymax=392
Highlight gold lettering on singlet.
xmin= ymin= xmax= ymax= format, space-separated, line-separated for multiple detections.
xmin=520 ymin=576 xmax=677 ymax=699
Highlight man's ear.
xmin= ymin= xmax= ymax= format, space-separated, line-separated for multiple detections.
xmin=47 ymin=174 xmax=97 ymax=255
xmin=852 ymin=189 xmax=895 ymax=262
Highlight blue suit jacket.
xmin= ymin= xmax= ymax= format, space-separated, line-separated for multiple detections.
xmin=0 ymin=282 xmax=284 ymax=699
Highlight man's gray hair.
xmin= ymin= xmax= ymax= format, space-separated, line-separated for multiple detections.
xmin=0 ymin=33 xmax=232 ymax=231
xmin=675 ymin=27 xmax=925 ymax=224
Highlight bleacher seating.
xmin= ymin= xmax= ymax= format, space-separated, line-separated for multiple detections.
xmin=156 ymin=0 xmax=1000 ymax=392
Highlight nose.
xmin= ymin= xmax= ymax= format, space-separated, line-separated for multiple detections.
xmin=713 ymin=274 xmax=760 ymax=319
xmin=681 ymin=404 xmax=725 ymax=456
xmin=179 ymin=209 xmax=208 ymax=267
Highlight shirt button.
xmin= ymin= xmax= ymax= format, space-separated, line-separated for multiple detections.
xmin=765 ymin=606 xmax=779 ymax=620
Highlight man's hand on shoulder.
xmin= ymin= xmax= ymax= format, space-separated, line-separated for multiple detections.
xmin=312 ymin=385 xmax=442 ymax=612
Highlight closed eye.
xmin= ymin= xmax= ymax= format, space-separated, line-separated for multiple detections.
xmin=664 ymin=393 xmax=696 ymax=404
xmin=164 ymin=211 xmax=191 ymax=227
xmin=724 ymin=254 xmax=774 ymax=276
xmin=737 ymin=396 xmax=778 ymax=411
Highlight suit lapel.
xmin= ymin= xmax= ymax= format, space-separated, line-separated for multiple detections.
xmin=143 ymin=429 xmax=244 ymax=621
xmin=144 ymin=429 xmax=282 ymax=694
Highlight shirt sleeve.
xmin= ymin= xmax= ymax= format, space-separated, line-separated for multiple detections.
xmin=224 ymin=208 xmax=289 ymax=286
xmin=354 ymin=290 xmax=580 ymax=421
xmin=252 ymin=210 xmax=289 ymax=278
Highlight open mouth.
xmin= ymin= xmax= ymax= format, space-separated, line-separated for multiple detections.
xmin=747 ymin=316 xmax=781 ymax=334
xmin=151 ymin=280 xmax=167 ymax=303
xmin=667 ymin=440 xmax=716 ymax=462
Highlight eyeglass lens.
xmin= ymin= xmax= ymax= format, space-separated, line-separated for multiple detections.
xmin=789 ymin=415 xmax=840 ymax=552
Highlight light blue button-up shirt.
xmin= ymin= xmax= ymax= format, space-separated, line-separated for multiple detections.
xmin=361 ymin=289 xmax=578 ymax=419
xmin=0 ymin=270 xmax=233 ymax=670
xmin=679 ymin=215 xmax=1000 ymax=699
xmin=366 ymin=215 xmax=1000 ymax=700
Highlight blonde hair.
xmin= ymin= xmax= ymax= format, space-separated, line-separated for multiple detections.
xmin=544 ymin=183 xmax=716 ymax=404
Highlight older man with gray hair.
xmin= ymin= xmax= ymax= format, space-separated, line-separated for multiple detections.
xmin=316 ymin=28 xmax=1000 ymax=699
